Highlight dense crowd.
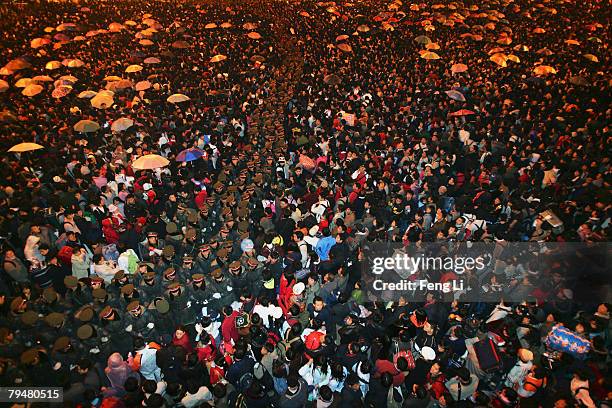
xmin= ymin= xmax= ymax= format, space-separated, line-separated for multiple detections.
xmin=0 ymin=0 xmax=610 ymax=407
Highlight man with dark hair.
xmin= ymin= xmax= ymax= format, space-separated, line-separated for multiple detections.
xmin=278 ymin=374 xmax=308 ymax=408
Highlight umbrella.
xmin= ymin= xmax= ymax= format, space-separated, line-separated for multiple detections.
xmin=426 ymin=42 xmax=441 ymax=50
xmin=210 ymin=54 xmax=227 ymax=63
xmin=132 ymin=154 xmax=170 ymax=170
xmin=506 ymin=54 xmax=520 ymax=63
xmin=125 ymin=20 xmax=137 ymax=26
xmin=336 ymin=35 xmax=349 ymax=42
xmin=51 ymin=85 xmax=72 ymax=98
xmin=532 ymin=27 xmax=545 ymax=34
xmin=243 ymin=23 xmax=257 ymax=30
xmin=564 ymin=39 xmax=580 ymax=46
xmin=450 ymin=109 xmax=475 ymax=116
xmin=104 ymin=76 xmax=123 ymax=82
xmin=300 ymin=11 xmax=311 ymax=17
xmin=299 ymin=154 xmax=316 ymax=171
xmin=109 ymin=22 xmax=125 ymax=32
xmin=250 ymin=55 xmax=265 ymax=63
xmin=78 ymin=90 xmax=97 ymax=98
xmin=144 ymin=57 xmax=161 ymax=64
xmin=0 ymin=68 xmax=13 ymax=76
xmin=31 ymin=38 xmax=51 ymax=48
xmin=125 ymin=64 xmax=143 ymax=73
xmin=91 ymin=93 xmax=114 ymax=109
xmin=323 ymin=74 xmax=341 ymax=85
xmin=111 ymin=118 xmax=134 ymax=132
xmin=45 ymin=61 xmax=61 ymax=71
xmin=106 ymin=80 xmax=133 ymax=91
xmin=0 ymin=79 xmax=8 ymax=92
xmin=336 ymin=43 xmax=353 ymax=52
xmin=63 ymin=59 xmax=85 ymax=68
xmin=490 ymin=53 xmax=508 ymax=67
xmin=54 ymin=33 xmax=70 ymax=42
xmin=167 ymin=93 xmax=190 ymax=103
xmin=533 ymin=65 xmax=556 ymax=75
xmin=74 ymin=120 xmax=100 ymax=133
xmin=420 ymin=51 xmax=440 ymax=60
xmin=172 ymin=40 xmax=191 ymax=49
xmin=357 ymin=25 xmax=370 ymax=32
xmin=135 ymin=80 xmax=151 ymax=91
xmin=22 ymin=84 xmax=43 ymax=97
xmin=59 ymin=75 xmax=78 ymax=84
xmin=445 ymin=90 xmax=466 ymax=101
xmin=6 ymin=58 xmax=31 ymax=71
xmin=139 ymin=39 xmax=154 ymax=46
xmin=176 ymin=148 xmax=205 ymax=162
xmin=8 ymin=142 xmax=44 ymax=153
xmin=205 ymin=23 xmax=217 ymax=29
xmin=15 ymin=78 xmax=33 ymax=88
xmin=414 ymin=35 xmax=431 ymax=44
xmin=220 ymin=22 xmax=232 ymax=28
xmin=451 ymin=63 xmax=468 ymax=73
xmin=569 ymin=76 xmax=589 ymax=86
xmin=583 ymin=54 xmax=599 ymax=62
xmin=32 ymin=75 xmax=53 ymax=82
xmin=247 ymin=32 xmax=262 ymax=39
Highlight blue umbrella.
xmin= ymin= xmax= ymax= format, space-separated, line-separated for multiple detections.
xmin=176 ymin=148 xmax=205 ymax=162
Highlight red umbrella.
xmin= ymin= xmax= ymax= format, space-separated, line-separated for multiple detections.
xmin=450 ymin=109 xmax=475 ymax=116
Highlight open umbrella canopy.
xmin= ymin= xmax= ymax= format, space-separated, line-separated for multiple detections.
xmin=62 ymin=59 xmax=85 ymax=68
xmin=357 ymin=24 xmax=370 ymax=32
xmin=32 ymin=75 xmax=53 ymax=82
xmin=583 ymin=54 xmax=599 ymax=62
xmin=22 ymin=84 xmax=43 ymax=96
xmin=167 ymin=93 xmax=190 ymax=103
xmin=77 ymin=90 xmax=98 ymax=98
xmin=336 ymin=34 xmax=349 ymax=42
xmin=74 ymin=120 xmax=100 ymax=133
xmin=420 ymin=51 xmax=440 ymax=60
xmin=250 ymin=55 xmax=265 ymax=63
xmin=0 ymin=80 xmax=8 ymax=92
xmin=176 ymin=148 xmax=205 ymax=162
xmin=451 ymin=63 xmax=468 ymax=73
xmin=220 ymin=22 xmax=232 ymax=28
xmin=125 ymin=64 xmax=143 ymax=73
xmin=6 ymin=58 xmax=32 ymax=71
xmin=205 ymin=23 xmax=217 ymax=29
xmin=490 ymin=53 xmax=508 ymax=67
xmin=414 ymin=35 xmax=432 ymax=44
xmin=243 ymin=23 xmax=257 ymax=30
xmin=172 ymin=40 xmax=191 ymax=49
xmin=91 ymin=93 xmax=114 ymax=109
xmin=51 ymin=85 xmax=72 ymax=98
xmin=139 ymin=39 xmax=154 ymax=46
xmin=323 ymin=74 xmax=341 ymax=85
xmin=135 ymin=80 xmax=152 ymax=91
xmin=210 ymin=54 xmax=227 ymax=63
xmin=247 ymin=32 xmax=262 ymax=39
xmin=31 ymin=38 xmax=51 ymax=48
xmin=104 ymin=76 xmax=123 ymax=82
xmin=445 ymin=90 xmax=466 ymax=101
xmin=143 ymin=57 xmax=161 ymax=64
xmin=111 ymin=117 xmax=134 ymax=132
xmin=426 ymin=42 xmax=441 ymax=50
xmin=336 ymin=43 xmax=353 ymax=52
xmin=132 ymin=154 xmax=170 ymax=170
xmin=15 ymin=78 xmax=33 ymax=88
xmin=569 ymin=76 xmax=590 ymax=86
xmin=533 ymin=65 xmax=557 ymax=75
xmin=450 ymin=109 xmax=476 ymax=116
xmin=8 ymin=142 xmax=44 ymax=153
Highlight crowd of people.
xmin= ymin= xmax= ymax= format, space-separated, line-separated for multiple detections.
xmin=0 ymin=0 xmax=610 ymax=407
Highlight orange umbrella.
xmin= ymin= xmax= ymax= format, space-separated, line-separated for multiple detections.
xmin=300 ymin=11 xmax=311 ymax=17
xmin=205 ymin=23 xmax=217 ymax=29
xmin=139 ymin=39 xmax=154 ymax=46
xmin=22 ymin=84 xmax=43 ymax=97
xmin=0 ymin=79 xmax=8 ymax=92
xmin=51 ymin=85 xmax=72 ymax=98
xmin=420 ymin=51 xmax=440 ymax=60
xmin=533 ymin=27 xmax=545 ymax=34
xmin=220 ymin=22 xmax=232 ymax=28
xmin=132 ymin=154 xmax=170 ymax=170
xmin=565 ymin=39 xmax=580 ymax=46
xmin=533 ymin=65 xmax=556 ymax=75
xmin=135 ymin=80 xmax=151 ymax=91
xmin=5 ymin=58 xmax=31 ymax=71
xmin=299 ymin=155 xmax=316 ymax=171
xmin=426 ymin=42 xmax=440 ymax=50
xmin=144 ymin=57 xmax=161 ymax=64
xmin=336 ymin=35 xmax=349 ymax=42
xmin=336 ymin=43 xmax=353 ymax=52
xmin=247 ymin=32 xmax=262 ymax=39
xmin=490 ymin=53 xmax=508 ymax=67
xmin=210 ymin=54 xmax=227 ymax=63
xmin=357 ymin=25 xmax=370 ymax=32
xmin=583 ymin=54 xmax=599 ymax=62
xmin=451 ymin=63 xmax=468 ymax=73
xmin=506 ymin=54 xmax=520 ymax=63
xmin=450 ymin=109 xmax=475 ymax=116
xmin=31 ymin=38 xmax=51 ymax=48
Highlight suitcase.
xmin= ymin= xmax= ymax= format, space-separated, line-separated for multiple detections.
xmin=473 ymin=337 xmax=502 ymax=373
xmin=545 ymin=324 xmax=590 ymax=360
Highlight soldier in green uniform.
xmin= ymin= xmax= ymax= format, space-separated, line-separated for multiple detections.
xmin=124 ymin=300 xmax=157 ymax=341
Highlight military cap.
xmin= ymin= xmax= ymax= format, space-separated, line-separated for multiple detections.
xmin=90 ymin=276 xmax=104 ymax=284
xmin=127 ymin=300 xmax=140 ymax=313
xmin=200 ymin=244 xmax=210 ymax=251
xmin=211 ymin=268 xmax=223 ymax=278
xmin=138 ymin=262 xmax=155 ymax=270
xmin=187 ymin=212 xmax=199 ymax=224
xmin=114 ymin=270 xmax=125 ymax=280
xmin=76 ymin=306 xmax=94 ymax=322
xmin=143 ymin=271 xmax=156 ymax=280
xmin=77 ymin=324 xmax=94 ymax=340
xmin=99 ymin=306 xmax=114 ymax=319
xmin=192 ymin=274 xmax=205 ymax=283
xmin=237 ymin=208 xmax=248 ymax=218
xmin=21 ymin=349 xmax=39 ymax=365
xmin=220 ymin=226 xmax=230 ymax=234
xmin=229 ymin=261 xmax=242 ymax=271
xmin=20 ymin=310 xmax=38 ymax=326
xmin=147 ymin=231 xmax=158 ymax=238
xmin=183 ymin=256 xmax=194 ymax=262
xmin=162 ymin=245 xmax=175 ymax=257
xmin=166 ymin=222 xmax=179 ymax=234
xmin=247 ymin=257 xmax=259 ymax=268
xmin=92 ymin=288 xmax=107 ymax=300
xmin=120 ymin=284 xmax=135 ymax=295
xmin=64 ymin=276 xmax=79 ymax=288
xmin=237 ymin=221 xmax=249 ymax=232
xmin=44 ymin=312 xmax=64 ymax=327
xmin=213 ymin=181 xmax=224 ymax=190
xmin=216 ymin=248 xmax=229 ymax=259
xmin=185 ymin=227 xmax=197 ymax=240
xmin=154 ymin=298 xmax=170 ymax=314
xmin=53 ymin=336 xmax=70 ymax=351
xmin=167 ymin=282 xmax=181 ymax=291
xmin=164 ymin=267 xmax=176 ymax=279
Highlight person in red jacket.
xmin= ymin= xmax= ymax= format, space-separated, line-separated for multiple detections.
xmin=102 ymin=218 xmax=120 ymax=244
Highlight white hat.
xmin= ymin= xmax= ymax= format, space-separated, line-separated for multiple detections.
xmin=309 ymin=225 xmax=319 ymax=236
xmin=143 ymin=183 xmax=153 ymax=191
xmin=421 ymin=346 xmax=436 ymax=361
xmin=293 ymin=282 xmax=305 ymax=296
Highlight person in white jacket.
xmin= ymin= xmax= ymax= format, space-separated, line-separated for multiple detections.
xmin=504 ymin=348 xmax=534 ymax=389
xmin=92 ymin=254 xmax=122 ymax=283
xmin=181 ymin=380 xmax=212 ymax=408
xmin=298 ymin=356 xmax=331 ymax=402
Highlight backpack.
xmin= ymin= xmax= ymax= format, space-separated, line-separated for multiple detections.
xmin=237 ymin=371 xmax=253 ymax=393
xmin=102 ymin=244 xmax=119 ymax=262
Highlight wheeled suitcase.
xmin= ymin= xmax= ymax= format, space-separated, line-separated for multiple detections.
xmin=473 ymin=337 xmax=502 ymax=373
xmin=545 ymin=324 xmax=591 ymax=360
